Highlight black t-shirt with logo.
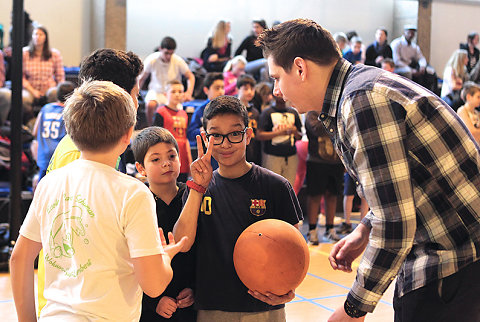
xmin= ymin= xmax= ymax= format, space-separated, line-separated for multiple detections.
xmin=184 ymin=164 xmax=303 ymax=312
xmin=259 ymin=105 xmax=303 ymax=157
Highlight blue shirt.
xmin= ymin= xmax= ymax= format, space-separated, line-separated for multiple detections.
xmin=343 ymin=49 xmax=362 ymax=64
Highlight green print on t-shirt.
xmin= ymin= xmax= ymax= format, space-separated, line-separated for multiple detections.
xmin=46 ymin=193 xmax=96 ymax=277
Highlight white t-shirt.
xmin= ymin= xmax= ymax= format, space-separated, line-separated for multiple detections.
xmin=20 ymin=159 xmax=163 ymax=321
xmin=144 ymin=52 xmax=189 ymax=95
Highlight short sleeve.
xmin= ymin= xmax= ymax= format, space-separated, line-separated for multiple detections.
xmin=19 ymin=186 xmax=43 ymax=243
xmin=122 ymin=187 xmax=164 ymax=258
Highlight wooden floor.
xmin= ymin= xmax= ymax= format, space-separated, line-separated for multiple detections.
xmin=0 ymin=214 xmax=395 ymax=321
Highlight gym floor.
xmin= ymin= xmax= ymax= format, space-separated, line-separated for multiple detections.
xmin=0 ymin=214 xmax=395 ymax=321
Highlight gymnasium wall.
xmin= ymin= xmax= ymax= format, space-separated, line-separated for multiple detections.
xmin=126 ymin=0 xmax=395 ymax=61
xmin=1 ymin=0 xmax=479 ymax=77
xmin=0 ymin=0 xmax=90 ymax=67
xmin=431 ymin=1 xmax=480 ymax=75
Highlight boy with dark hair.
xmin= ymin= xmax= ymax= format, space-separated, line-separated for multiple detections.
xmin=257 ymin=95 xmax=303 ymax=187
xmin=10 ymin=80 xmax=186 ymax=321
xmin=187 ymin=72 xmax=225 ymax=158
xmin=236 ymin=74 xmax=261 ymax=165
xmin=48 ymin=48 xmax=143 ymax=172
xmin=132 ymin=127 xmax=196 ymax=322
xmin=140 ymin=36 xmax=195 ymax=125
xmin=33 ymin=81 xmax=75 ymax=181
xmin=174 ymin=95 xmax=303 ymax=322
xmin=153 ymin=80 xmax=192 ymax=182
xmin=257 ymin=18 xmax=480 ymax=321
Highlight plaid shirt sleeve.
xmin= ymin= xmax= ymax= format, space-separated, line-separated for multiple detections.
xmin=339 ymin=89 xmax=417 ymax=313
xmin=51 ymin=49 xmax=65 ymax=84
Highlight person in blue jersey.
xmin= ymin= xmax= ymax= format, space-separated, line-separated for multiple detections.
xmin=33 ymin=81 xmax=75 ymax=180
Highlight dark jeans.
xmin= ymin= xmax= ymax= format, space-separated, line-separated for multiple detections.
xmin=393 ymin=260 xmax=480 ymax=322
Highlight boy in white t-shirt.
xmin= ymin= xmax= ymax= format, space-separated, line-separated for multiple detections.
xmin=10 ymin=80 xmax=187 ymax=321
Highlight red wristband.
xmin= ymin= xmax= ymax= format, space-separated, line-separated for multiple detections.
xmin=187 ymin=179 xmax=207 ymax=194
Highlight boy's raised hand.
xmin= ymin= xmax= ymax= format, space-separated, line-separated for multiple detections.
xmin=190 ymin=134 xmax=213 ymax=189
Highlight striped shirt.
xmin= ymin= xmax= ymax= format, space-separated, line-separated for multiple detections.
xmin=320 ymin=58 xmax=480 ymax=312
xmin=22 ymin=47 xmax=65 ymax=94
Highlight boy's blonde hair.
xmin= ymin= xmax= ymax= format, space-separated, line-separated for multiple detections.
xmin=64 ymin=80 xmax=136 ymax=152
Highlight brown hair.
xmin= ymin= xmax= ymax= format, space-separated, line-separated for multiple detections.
xmin=461 ymin=81 xmax=480 ymax=101
xmin=132 ymin=127 xmax=179 ymax=166
xmin=64 ymin=80 xmax=136 ymax=152
xmin=256 ymin=18 xmax=341 ymax=72
xmin=28 ymin=25 xmax=51 ymax=60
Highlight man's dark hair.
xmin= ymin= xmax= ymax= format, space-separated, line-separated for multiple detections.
xmin=160 ymin=36 xmax=177 ymax=50
xmin=79 ymin=48 xmax=143 ymax=93
xmin=202 ymin=96 xmax=249 ymax=130
xmin=56 ymin=81 xmax=75 ymax=103
xmin=203 ymin=72 xmax=224 ymax=89
xmin=256 ymin=19 xmax=341 ymax=72
xmin=236 ymin=74 xmax=256 ymax=89
xmin=132 ymin=126 xmax=179 ymax=166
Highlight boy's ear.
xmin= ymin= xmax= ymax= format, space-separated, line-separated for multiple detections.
xmin=135 ymin=161 xmax=147 ymax=177
xmin=203 ymin=86 xmax=209 ymax=96
xmin=245 ymin=127 xmax=253 ymax=145
xmin=293 ymin=57 xmax=307 ymax=81
xmin=123 ymin=126 xmax=134 ymax=145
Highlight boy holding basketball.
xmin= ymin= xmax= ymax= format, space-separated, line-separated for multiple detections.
xmin=10 ymin=80 xmax=186 ymax=321
xmin=132 ymin=126 xmax=196 ymax=321
xmin=174 ymin=95 xmax=303 ymax=322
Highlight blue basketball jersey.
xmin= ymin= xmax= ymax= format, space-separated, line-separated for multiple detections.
xmin=36 ymin=103 xmax=66 ymax=178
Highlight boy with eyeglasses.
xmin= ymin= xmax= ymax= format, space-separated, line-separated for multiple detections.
xmin=173 ymin=95 xmax=303 ymax=322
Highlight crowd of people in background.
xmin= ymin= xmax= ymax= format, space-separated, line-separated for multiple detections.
xmin=2 ymin=16 xmax=480 ymax=246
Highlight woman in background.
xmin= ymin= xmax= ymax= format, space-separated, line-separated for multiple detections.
xmin=441 ymin=49 xmax=468 ymax=111
xmin=23 ymin=25 xmax=65 ymax=123
xmin=202 ymin=20 xmax=232 ymax=72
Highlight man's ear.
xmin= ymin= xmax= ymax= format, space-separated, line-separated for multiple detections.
xmin=135 ymin=161 xmax=146 ymax=177
xmin=293 ymin=57 xmax=307 ymax=81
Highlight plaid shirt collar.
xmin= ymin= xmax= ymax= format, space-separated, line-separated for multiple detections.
xmin=321 ymin=58 xmax=352 ymax=118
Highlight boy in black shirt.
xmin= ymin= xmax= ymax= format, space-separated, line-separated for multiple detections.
xmin=132 ymin=127 xmax=196 ymax=321
xmin=174 ymin=96 xmax=303 ymax=321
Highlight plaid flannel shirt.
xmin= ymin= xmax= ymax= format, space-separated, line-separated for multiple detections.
xmin=320 ymin=59 xmax=480 ymax=313
xmin=23 ymin=48 xmax=65 ymax=94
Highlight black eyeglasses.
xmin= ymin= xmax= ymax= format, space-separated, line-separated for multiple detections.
xmin=205 ymin=128 xmax=247 ymax=145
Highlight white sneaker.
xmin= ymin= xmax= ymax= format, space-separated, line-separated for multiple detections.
xmin=308 ymin=228 xmax=319 ymax=245
xmin=324 ymin=228 xmax=341 ymax=242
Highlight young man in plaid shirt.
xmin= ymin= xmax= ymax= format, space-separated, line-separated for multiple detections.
xmin=258 ymin=19 xmax=480 ymax=322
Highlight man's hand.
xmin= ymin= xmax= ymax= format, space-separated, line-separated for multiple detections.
xmin=156 ymin=296 xmax=177 ymax=319
xmin=328 ymin=223 xmax=370 ymax=272
xmin=328 ymin=305 xmax=366 ymax=322
xmin=247 ymin=290 xmax=295 ymax=305
xmin=176 ymin=288 xmax=194 ymax=308
xmin=190 ymin=134 xmax=213 ymax=189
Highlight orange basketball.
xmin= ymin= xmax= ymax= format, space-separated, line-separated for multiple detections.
xmin=233 ymin=219 xmax=310 ymax=296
